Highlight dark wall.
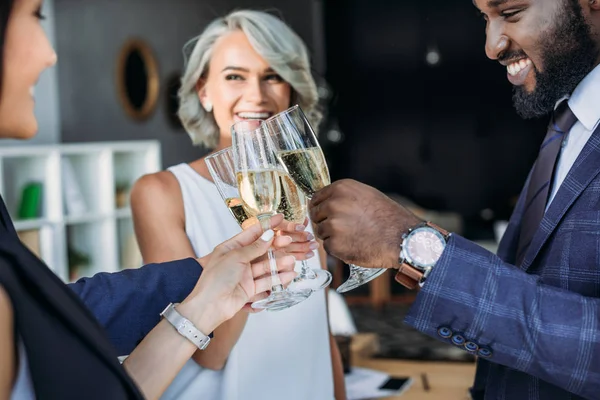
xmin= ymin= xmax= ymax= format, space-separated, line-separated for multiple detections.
xmin=55 ymin=0 xmax=323 ymax=168
xmin=324 ymin=0 xmax=547 ymax=237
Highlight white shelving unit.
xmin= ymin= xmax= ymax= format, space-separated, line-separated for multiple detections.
xmin=0 ymin=141 xmax=161 ymax=282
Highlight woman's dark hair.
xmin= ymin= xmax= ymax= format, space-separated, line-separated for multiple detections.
xmin=0 ymin=0 xmax=14 ymax=93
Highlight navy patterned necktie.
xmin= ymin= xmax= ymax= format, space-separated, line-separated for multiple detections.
xmin=516 ymin=101 xmax=578 ymax=265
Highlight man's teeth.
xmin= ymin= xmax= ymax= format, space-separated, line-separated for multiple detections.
xmin=507 ymin=59 xmax=532 ymax=76
xmin=237 ymin=112 xmax=271 ymax=119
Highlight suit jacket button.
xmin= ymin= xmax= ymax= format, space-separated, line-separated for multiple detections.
xmin=451 ymin=333 xmax=465 ymax=346
xmin=464 ymin=341 xmax=478 ymax=352
xmin=437 ymin=326 xmax=453 ymax=339
xmin=478 ymin=346 xmax=493 ymax=358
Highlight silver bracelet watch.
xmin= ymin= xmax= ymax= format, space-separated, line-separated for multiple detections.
xmin=160 ymin=303 xmax=211 ymax=350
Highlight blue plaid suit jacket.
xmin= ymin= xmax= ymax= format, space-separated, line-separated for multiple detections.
xmin=405 ymin=124 xmax=600 ymax=399
xmin=68 ymin=258 xmax=201 ymax=355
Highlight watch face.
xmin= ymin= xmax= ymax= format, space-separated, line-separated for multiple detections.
xmin=403 ymin=227 xmax=446 ymax=268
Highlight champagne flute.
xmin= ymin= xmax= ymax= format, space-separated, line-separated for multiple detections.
xmin=206 ymin=147 xmax=311 ymax=302
xmin=205 ymin=147 xmax=258 ymax=229
xmin=231 ymin=120 xmax=311 ymax=311
xmin=206 ymin=147 xmax=323 ymax=291
xmin=264 ymin=105 xmax=386 ymax=293
xmin=262 ymin=134 xmax=332 ymax=292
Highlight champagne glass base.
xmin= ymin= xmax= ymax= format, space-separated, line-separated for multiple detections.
xmin=336 ymin=267 xmax=387 ymax=293
xmin=289 ymin=269 xmax=332 ymax=292
xmin=251 ymin=289 xmax=311 ymax=312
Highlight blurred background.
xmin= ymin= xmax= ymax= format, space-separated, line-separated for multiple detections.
xmin=3 ymin=0 xmax=553 ymax=398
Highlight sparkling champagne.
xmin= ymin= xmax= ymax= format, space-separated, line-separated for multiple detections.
xmin=277 ymin=173 xmax=307 ymax=224
xmin=225 ymin=197 xmax=256 ymax=228
xmin=236 ymin=169 xmax=282 ymax=217
xmin=277 ymin=147 xmax=330 ymax=198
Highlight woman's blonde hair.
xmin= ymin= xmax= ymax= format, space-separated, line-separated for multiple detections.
xmin=178 ymin=10 xmax=321 ymax=149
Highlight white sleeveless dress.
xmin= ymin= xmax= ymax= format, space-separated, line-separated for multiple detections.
xmin=160 ymin=163 xmax=334 ymax=400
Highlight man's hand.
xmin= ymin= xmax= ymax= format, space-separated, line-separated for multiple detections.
xmin=309 ymin=179 xmax=422 ymax=269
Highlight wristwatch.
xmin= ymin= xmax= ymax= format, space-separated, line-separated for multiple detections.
xmin=394 ymin=221 xmax=450 ymax=289
xmin=160 ymin=303 xmax=211 ymax=350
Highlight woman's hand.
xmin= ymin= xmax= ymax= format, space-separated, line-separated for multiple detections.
xmin=272 ymin=217 xmax=319 ymax=262
xmin=180 ymin=215 xmax=297 ymax=332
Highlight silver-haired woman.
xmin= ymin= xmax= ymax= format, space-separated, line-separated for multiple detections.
xmin=130 ymin=9 xmax=345 ymax=400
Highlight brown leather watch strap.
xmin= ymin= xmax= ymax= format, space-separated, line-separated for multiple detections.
xmin=427 ymin=221 xmax=449 ymax=236
xmin=394 ymin=221 xmax=449 ymax=289
xmin=394 ymin=264 xmax=422 ymax=290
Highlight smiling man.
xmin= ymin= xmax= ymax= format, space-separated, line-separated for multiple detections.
xmin=309 ymin=0 xmax=600 ymax=399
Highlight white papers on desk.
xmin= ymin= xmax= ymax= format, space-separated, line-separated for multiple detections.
xmin=345 ymin=367 xmax=412 ymax=399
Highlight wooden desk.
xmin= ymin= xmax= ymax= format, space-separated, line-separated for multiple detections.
xmin=353 ymin=357 xmax=476 ymax=400
xmin=350 ymin=334 xmax=476 ymax=400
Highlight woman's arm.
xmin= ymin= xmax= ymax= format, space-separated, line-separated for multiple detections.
xmin=124 ymin=220 xmax=296 ymax=399
xmin=0 ymin=285 xmax=16 ymax=400
xmin=317 ymin=244 xmax=347 ymax=400
xmin=123 ymin=296 xmax=219 ymax=399
xmin=131 ymin=171 xmax=248 ymax=370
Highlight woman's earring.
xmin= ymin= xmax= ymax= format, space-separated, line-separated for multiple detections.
xmin=203 ymin=101 xmax=213 ymax=113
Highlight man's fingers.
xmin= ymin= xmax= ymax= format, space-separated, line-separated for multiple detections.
xmin=309 ymin=182 xmax=334 ymax=208
xmin=309 ymin=200 xmax=330 ymax=224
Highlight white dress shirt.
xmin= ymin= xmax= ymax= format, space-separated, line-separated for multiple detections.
xmin=547 ymin=64 xmax=600 ymax=208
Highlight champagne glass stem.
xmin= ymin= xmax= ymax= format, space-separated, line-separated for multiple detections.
xmin=258 ymin=215 xmax=284 ymax=292
xmin=299 ymin=260 xmax=317 ymax=279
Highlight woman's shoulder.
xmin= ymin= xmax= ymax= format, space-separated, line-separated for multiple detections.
xmin=131 ymin=170 xmax=182 ymax=200
xmin=134 ymin=170 xmax=179 ymax=192
xmin=130 ymin=170 xmax=183 ymax=216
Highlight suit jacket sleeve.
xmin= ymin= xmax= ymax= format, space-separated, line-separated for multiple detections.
xmin=405 ymin=235 xmax=600 ymax=399
xmin=68 ymin=258 xmax=202 ymax=356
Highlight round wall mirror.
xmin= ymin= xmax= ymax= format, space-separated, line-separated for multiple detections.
xmin=117 ymin=39 xmax=159 ymax=121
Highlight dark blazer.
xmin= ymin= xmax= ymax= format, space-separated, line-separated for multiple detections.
xmin=405 ymin=123 xmax=600 ymax=399
xmin=0 ymin=196 xmax=202 ymax=398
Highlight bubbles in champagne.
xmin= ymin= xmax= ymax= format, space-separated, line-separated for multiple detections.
xmin=277 ymin=147 xmax=330 ymax=198
xmin=225 ymin=197 xmax=257 ymax=228
xmin=277 ymin=173 xmax=307 ymax=224
xmin=236 ymin=169 xmax=282 ymax=217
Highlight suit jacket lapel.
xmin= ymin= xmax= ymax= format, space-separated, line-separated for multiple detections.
xmin=497 ymin=172 xmax=529 ymax=265
xmin=521 ymin=124 xmax=600 ymax=270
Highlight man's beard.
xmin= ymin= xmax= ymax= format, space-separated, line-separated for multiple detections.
xmin=512 ymin=0 xmax=599 ymax=119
